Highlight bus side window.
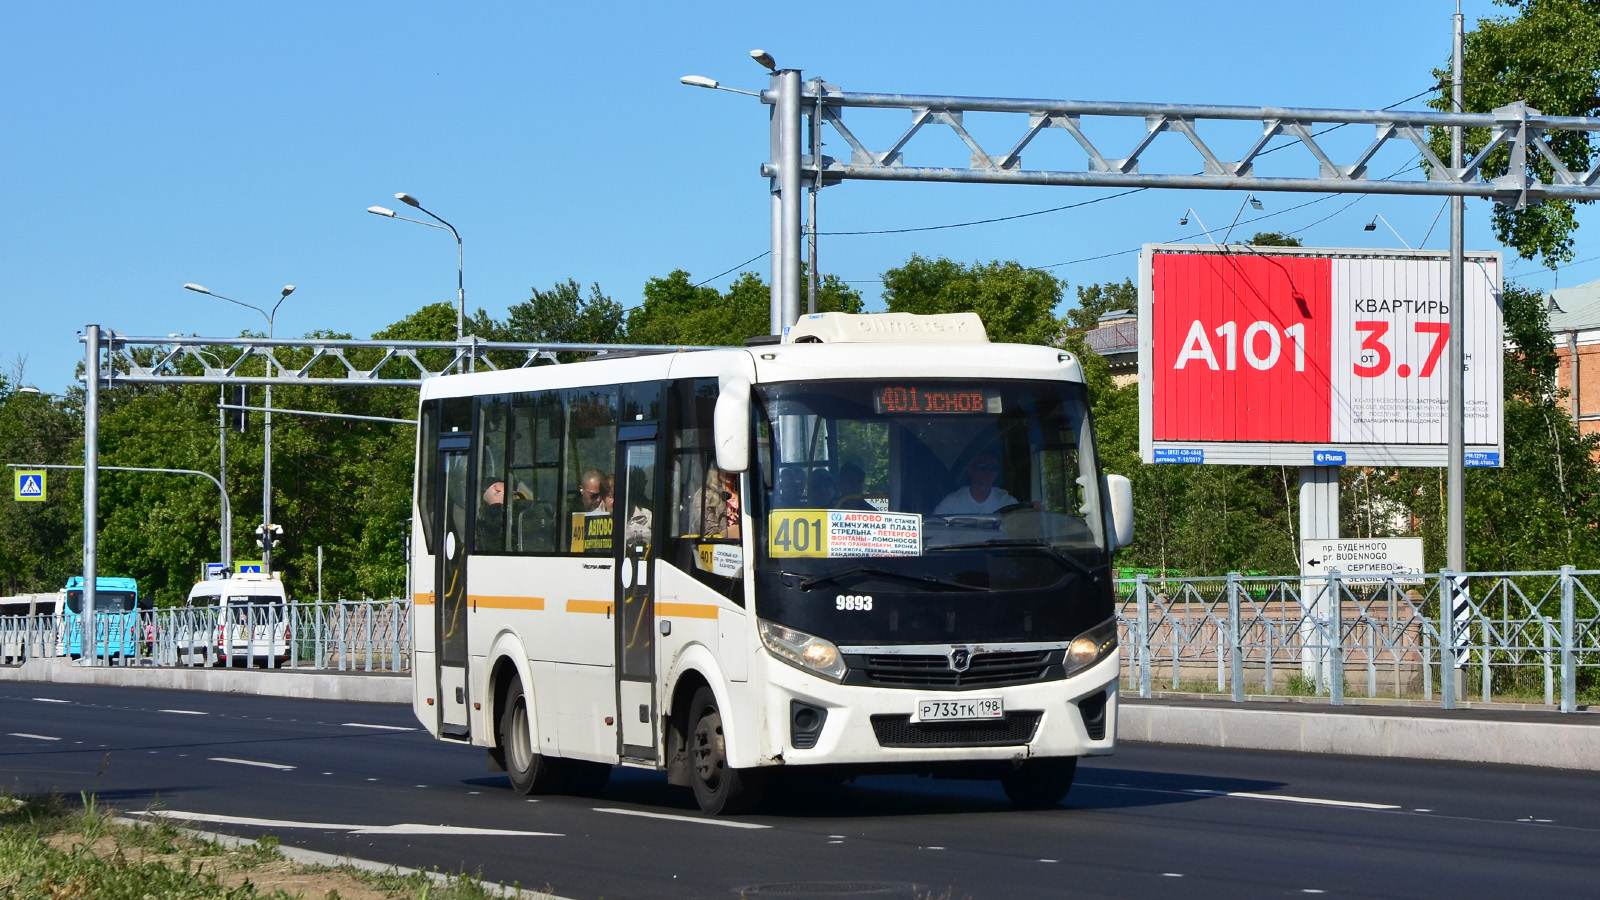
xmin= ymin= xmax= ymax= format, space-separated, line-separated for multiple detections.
xmin=509 ymin=391 xmax=563 ymax=554
xmin=474 ymin=394 xmax=510 ymax=553
xmin=565 ymin=386 xmax=617 ymax=555
xmin=418 ymin=400 xmax=439 ymax=554
xmin=667 ymin=378 xmax=743 ymax=604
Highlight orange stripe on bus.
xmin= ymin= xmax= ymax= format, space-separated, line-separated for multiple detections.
xmin=471 ymin=595 xmax=545 ymax=610
xmin=656 ymin=602 xmax=719 ymax=620
xmin=414 ymin=593 xmax=435 ymax=606
xmin=566 ymin=599 xmax=613 ymax=615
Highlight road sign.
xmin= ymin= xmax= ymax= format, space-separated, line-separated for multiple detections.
xmin=205 ymin=563 xmax=228 ymax=581
xmin=235 ymin=560 xmax=263 ymax=574
xmin=1140 ymin=245 xmax=1504 ymax=467
xmin=1301 ymin=537 xmax=1424 ymax=585
xmin=13 ymin=470 xmax=46 ymax=502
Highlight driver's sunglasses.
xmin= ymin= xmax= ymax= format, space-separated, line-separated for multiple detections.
xmin=584 ymin=490 xmax=602 ymax=502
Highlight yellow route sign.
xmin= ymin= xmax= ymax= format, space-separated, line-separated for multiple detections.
xmin=13 ymin=470 xmax=46 ymax=502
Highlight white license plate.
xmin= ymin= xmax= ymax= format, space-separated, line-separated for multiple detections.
xmin=915 ymin=697 xmax=1003 ymax=722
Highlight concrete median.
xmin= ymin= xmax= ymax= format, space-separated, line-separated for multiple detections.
xmin=0 ymin=657 xmax=408 ymax=704
xmin=1120 ymin=697 xmax=1600 ymax=770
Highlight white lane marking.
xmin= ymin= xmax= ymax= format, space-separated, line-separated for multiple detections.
xmin=592 ymin=807 xmax=770 ymax=830
xmin=160 ymin=709 xmax=207 ymax=716
xmin=1183 ymin=788 xmax=1400 ymax=810
xmin=924 ymin=846 xmax=945 ymax=850
xmin=1039 ymin=859 xmax=1057 ymax=863
xmin=341 ymin=722 xmax=414 ymax=731
xmin=1163 ymin=873 xmax=1184 ymax=877
xmin=33 ymin=698 xmax=68 ymax=703
xmin=8 ymin=733 xmax=60 ymax=741
xmin=142 ymin=810 xmax=558 ymax=837
xmin=209 ymin=757 xmax=295 ymax=771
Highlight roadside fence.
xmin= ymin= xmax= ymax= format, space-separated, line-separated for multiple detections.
xmin=0 ymin=598 xmax=411 ymax=673
xmin=1117 ymin=567 xmax=1600 ymax=712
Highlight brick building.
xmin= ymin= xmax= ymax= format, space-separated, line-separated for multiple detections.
xmin=1549 ymin=278 xmax=1600 ymax=439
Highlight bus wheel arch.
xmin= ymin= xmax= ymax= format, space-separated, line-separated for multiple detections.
xmin=487 ymin=654 xmax=524 ymax=772
xmin=685 ymin=684 xmax=765 ymax=815
xmin=664 ymin=670 xmax=711 ymax=787
xmin=498 ymin=675 xmax=564 ymax=794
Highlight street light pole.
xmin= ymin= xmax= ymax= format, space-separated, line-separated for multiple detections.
xmin=183 ymin=283 xmax=295 ymax=574
xmin=367 ymin=195 xmax=465 ymax=341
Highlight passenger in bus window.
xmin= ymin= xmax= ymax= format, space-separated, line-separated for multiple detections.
xmin=579 ymin=468 xmax=607 ymax=512
xmin=776 ymin=466 xmax=807 ymax=508
xmin=477 ymin=480 xmax=507 ymax=549
xmin=808 ymin=468 xmax=839 ymax=509
xmin=837 ymin=462 xmax=875 ymax=511
xmin=933 ymin=452 xmax=1020 ymax=515
xmin=601 ymin=475 xmax=614 ymax=513
xmin=688 ymin=463 xmax=729 ymax=537
xmin=722 ymin=472 xmax=741 ymax=539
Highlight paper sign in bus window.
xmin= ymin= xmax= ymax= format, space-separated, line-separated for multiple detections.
xmin=767 ymin=509 xmax=922 ymax=558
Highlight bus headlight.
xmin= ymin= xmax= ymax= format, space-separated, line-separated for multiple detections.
xmin=759 ymin=619 xmax=847 ymax=682
xmin=1064 ymin=617 xmax=1118 ymax=676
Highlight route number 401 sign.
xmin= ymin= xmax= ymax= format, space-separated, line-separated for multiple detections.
xmin=1138 ymin=244 xmax=1504 ymax=468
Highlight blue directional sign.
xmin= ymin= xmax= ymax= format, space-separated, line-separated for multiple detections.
xmin=1153 ymin=448 xmax=1204 ymax=464
xmin=1313 ymin=450 xmax=1347 ymax=466
xmin=13 ymin=470 xmax=46 ymax=502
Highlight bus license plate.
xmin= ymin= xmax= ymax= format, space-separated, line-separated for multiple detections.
xmin=916 ymin=697 xmax=1003 ymax=722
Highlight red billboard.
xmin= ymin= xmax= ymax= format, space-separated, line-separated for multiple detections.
xmin=1138 ymin=244 xmax=1503 ymax=467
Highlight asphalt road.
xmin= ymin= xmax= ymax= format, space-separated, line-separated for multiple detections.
xmin=2 ymin=683 xmax=1597 ymax=900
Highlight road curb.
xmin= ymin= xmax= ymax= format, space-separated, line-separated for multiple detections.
xmin=1120 ymin=702 xmax=1600 ymax=770
xmin=111 ymin=816 xmax=571 ymax=900
xmin=0 ymin=658 xmax=408 ymax=704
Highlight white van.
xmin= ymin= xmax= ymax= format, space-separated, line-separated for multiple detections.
xmin=182 ymin=572 xmax=291 ymax=667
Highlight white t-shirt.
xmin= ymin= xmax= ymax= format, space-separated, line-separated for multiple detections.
xmin=933 ymin=485 xmax=1019 ymax=515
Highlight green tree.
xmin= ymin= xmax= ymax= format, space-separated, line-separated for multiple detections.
xmin=627 ymin=268 xmax=862 ymax=346
xmin=0 ymin=371 xmax=81 ymax=594
xmin=1066 ymin=277 xmax=1135 ymax=331
xmin=1246 ymin=231 xmax=1303 ymax=247
xmin=880 ymin=255 xmax=1063 ymax=345
xmin=1427 ymin=0 xmax=1600 ymax=266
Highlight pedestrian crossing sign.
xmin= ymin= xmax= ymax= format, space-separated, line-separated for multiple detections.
xmin=13 ymin=470 xmax=46 ymax=502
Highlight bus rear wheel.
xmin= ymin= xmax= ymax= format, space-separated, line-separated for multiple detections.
xmin=688 ymin=686 xmax=764 ymax=815
xmin=500 ymin=680 xmax=563 ymax=795
xmin=1000 ymin=757 xmax=1077 ymax=809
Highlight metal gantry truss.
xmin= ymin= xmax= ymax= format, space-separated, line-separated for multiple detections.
xmin=760 ymin=78 xmax=1600 ymax=326
xmin=102 ymin=333 xmax=706 ymax=387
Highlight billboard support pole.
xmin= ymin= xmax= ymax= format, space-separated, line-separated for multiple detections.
xmin=1298 ymin=466 xmax=1339 ymax=680
xmin=1447 ymin=4 xmax=1467 ymax=577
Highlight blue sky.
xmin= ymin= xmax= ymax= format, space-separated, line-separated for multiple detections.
xmin=3 ymin=0 xmax=1583 ymax=392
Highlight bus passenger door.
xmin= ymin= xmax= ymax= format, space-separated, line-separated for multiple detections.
xmin=615 ymin=438 xmax=658 ymax=761
xmin=435 ymin=439 xmax=472 ymax=738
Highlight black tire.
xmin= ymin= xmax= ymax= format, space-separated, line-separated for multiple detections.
xmin=1000 ymin=757 xmax=1077 ymax=809
xmin=687 ymin=686 xmax=765 ymax=815
xmin=499 ymin=679 xmax=564 ymax=795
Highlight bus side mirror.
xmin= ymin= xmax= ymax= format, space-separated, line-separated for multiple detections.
xmin=1103 ymin=474 xmax=1134 ymax=549
xmin=715 ymin=375 xmax=751 ymax=473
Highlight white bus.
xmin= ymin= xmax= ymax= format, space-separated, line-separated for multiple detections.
xmin=410 ymin=312 xmax=1133 ymax=814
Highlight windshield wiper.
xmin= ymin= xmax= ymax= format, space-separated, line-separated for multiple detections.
xmin=793 ymin=565 xmax=983 ymax=593
xmin=934 ymin=539 xmax=1103 ymax=579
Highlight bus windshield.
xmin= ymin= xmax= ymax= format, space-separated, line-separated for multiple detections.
xmin=752 ymin=378 xmax=1112 ymax=645
xmin=65 ymin=590 xmax=137 ymax=614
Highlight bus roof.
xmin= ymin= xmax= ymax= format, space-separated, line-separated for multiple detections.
xmin=64 ymin=576 xmax=138 ymax=591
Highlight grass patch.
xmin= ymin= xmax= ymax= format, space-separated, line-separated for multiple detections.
xmin=0 ymin=791 xmax=546 ymax=899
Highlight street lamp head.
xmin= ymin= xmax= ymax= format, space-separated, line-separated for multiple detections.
xmin=183 ymin=283 xmax=211 ymax=296
xmin=18 ymin=386 xmax=41 ymax=395
xmin=681 ymin=75 xmax=719 ymax=89
xmin=396 ymin=192 xmax=421 ymax=208
xmin=367 ymin=206 xmax=396 ymax=217
xmin=281 ymin=285 xmax=296 ymax=298
xmin=1178 ymin=213 xmax=1189 ymax=225
xmin=1364 ymin=217 xmax=1378 ymax=232
xmin=750 ymin=49 xmax=777 ymax=71
xmin=1248 ymin=194 xmax=1264 ymax=211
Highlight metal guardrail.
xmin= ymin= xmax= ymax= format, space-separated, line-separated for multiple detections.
xmin=1117 ymin=567 xmax=1600 ymax=712
xmin=0 ymin=599 xmax=411 ymax=673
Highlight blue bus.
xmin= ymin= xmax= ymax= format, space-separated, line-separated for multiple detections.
xmin=62 ymin=576 xmax=141 ymax=659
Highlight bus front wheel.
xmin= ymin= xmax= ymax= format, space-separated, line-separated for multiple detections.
xmin=1000 ymin=757 xmax=1077 ymax=809
xmin=688 ymin=686 xmax=764 ymax=815
xmin=499 ymin=680 xmax=563 ymax=795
